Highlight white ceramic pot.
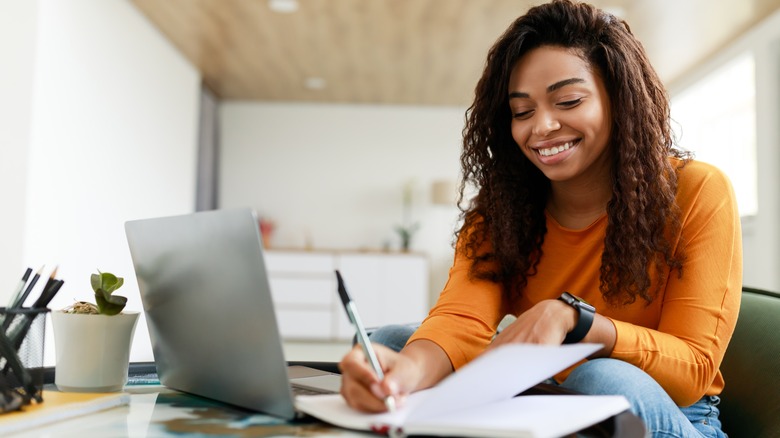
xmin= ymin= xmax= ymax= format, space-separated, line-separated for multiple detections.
xmin=51 ymin=311 xmax=139 ymax=392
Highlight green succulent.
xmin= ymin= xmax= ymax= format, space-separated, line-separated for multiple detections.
xmin=90 ymin=271 xmax=127 ymax=316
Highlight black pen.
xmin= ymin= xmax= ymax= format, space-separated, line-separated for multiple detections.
xmin=14 ymin=265 xmax=44 ymax=309
xmin=33 ymin=278 xmax=64 ymax=309
xmin=335 ymin=270 xmax=396 ymax=412
xmin=40 ymin=266 xmax=58 ymax=295
xmin=6 ymin=267 xmax=32 ymax=309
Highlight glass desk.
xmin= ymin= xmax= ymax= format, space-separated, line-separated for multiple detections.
xmin=8 ymin=384 xmax=371 ymax=438
xmin=4 ymin=363 xmax=646 ymax=437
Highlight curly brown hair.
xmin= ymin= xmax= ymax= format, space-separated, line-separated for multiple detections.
xmin=458 ymin=0 xmax=690 ymax=306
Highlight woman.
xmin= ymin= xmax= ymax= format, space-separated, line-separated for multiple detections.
xmin=339 ymin=1 xmax=742 ymax=436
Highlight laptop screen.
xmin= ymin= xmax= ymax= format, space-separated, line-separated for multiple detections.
xmin=125 ymin=208 xmax=300 ymax=418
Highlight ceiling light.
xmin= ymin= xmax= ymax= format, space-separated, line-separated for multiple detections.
xmin=268 ymin=0 xmax=299 ymax=13
xmin=304 ymin=77 xmax=327 ymax=90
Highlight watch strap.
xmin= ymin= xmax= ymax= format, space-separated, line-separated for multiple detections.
xmin=558 ymin=292 xmax=595 ymax=344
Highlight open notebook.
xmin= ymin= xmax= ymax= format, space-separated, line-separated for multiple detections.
xmin=296 ymin=344 xmax=631 ymax=438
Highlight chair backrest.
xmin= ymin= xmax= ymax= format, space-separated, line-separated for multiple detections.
xmin=719 ymin=287 xmax=780 ymax=437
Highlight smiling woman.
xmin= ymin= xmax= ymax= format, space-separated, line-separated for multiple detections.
xmin=337 ymin=2 xmax=742 ymax=437
xmin=508 ymin=46 xmax=612 ymax=197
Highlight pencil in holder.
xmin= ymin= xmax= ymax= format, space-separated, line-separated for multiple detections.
xmin=0 ymin=307 xmax=50 ymax=410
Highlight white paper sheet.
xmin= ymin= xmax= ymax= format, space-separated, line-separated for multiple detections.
xmin=295 ymin=343 xmax=607 ymax=436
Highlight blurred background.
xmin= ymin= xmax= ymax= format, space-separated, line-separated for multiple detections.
xmin=2 ymin=0 xmax=777 ymax=363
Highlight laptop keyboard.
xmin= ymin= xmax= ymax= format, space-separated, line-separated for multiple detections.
xmin=292 ymin=384 xmax=333 ymax=396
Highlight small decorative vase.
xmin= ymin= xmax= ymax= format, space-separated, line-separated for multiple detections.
xmin=51 ymin=311 xmax=139 ymax=392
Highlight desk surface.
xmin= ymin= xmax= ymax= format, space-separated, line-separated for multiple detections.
xmin=4 ymin=363 xmax=646 ymax=437
xmin=9 ymin=384 xmax=371 ymax=437
xmin=5 ymin=384 xmax=647 ymax=438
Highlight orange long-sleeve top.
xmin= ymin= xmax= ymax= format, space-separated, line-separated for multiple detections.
xmin=408 ymin=159 xmax=742 ymax=407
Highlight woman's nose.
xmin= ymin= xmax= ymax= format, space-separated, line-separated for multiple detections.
xmin=532 ymin=111 xmax=561 ymax=136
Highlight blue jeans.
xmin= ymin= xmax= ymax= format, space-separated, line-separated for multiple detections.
xmin=368 ymin=324 xmax=727 ymax=438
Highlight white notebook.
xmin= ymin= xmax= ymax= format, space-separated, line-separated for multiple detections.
xmin=295 ymin=344 xmax=631 ymax=438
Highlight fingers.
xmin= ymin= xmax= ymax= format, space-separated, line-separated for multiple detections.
xmin=339 ymin=345 xmax=381 ymax=388
xmin=339 ymin=344 xmax=401 ymax=413
xmin=488 ymin=301 xmax=571 ymax=348
xmin=340 ymin=373 xmax=391 ymax=412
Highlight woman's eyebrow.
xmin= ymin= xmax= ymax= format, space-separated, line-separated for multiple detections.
xmin=509 ymin=77 xmax=587 ymax=99
xmin=547 ymin=77 xmax=586 ymax=93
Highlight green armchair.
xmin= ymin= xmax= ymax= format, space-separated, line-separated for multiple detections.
xmin=718 ymin=286 xmax=780 ymax=437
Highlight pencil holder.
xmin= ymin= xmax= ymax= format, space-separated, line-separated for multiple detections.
xmin=0 ymin=307 xmax=50 ymax=409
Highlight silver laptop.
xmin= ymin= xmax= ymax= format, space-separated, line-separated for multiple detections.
xmin=125 ymin=208 xmax=340 ymax=419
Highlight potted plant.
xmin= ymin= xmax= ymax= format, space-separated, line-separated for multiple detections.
xmin=394 ymin=180 xmax=419 ymax=252
xmin=51 ymin=271 xmax=139 ymax=392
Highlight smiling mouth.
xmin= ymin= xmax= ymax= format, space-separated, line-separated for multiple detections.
xmin=536 ymin=140 xmax=577 ymax=157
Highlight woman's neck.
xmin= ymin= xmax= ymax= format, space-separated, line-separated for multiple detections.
xmin=547 ymin=179 xmax=612 ymax=230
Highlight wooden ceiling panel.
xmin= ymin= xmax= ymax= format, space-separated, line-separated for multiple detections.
xmin=132 ymin=0 xmax=780 ymax=105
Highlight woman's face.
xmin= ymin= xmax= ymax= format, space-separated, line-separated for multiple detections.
xmin=508 ymin=46 xmax=612 ymax=184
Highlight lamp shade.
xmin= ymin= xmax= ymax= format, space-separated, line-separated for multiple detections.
xmin=431 ymin=180 xmax=457 ymax=206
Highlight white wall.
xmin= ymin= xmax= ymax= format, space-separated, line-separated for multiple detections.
xmin=220 ymin=103 xmax=465 ymax=302
xmin=669 ymin=8 xmax=780 ymax=291
xmin=10 ymin=0 xmax=201 ymax=365
xmin=0 ymin=0 xmax=38 ymax=304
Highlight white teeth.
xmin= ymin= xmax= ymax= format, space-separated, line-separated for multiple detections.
xmin=539 ymin=142 xmax=572 ymax=157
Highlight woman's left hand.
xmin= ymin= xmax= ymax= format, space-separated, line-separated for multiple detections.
xmin=487 ymin=299 xmax=577 ymax=349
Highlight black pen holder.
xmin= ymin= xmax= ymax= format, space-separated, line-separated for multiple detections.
xmin=0 ymin=307 xmax=50 ymax=409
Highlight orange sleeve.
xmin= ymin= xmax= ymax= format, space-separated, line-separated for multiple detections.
xmin=406 ymin=242 xmax=505 ymax=370
xmin=609 ymin=161 xmax=742 ymax=406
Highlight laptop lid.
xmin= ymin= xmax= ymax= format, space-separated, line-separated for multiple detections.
xmin=125 ymin=208 xmax=320 ymax=419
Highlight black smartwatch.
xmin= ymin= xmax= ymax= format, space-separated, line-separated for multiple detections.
xmin=558 ymin=292 xmax=595 ymax=344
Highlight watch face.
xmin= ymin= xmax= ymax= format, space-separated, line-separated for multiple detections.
xmin=562 ymin=292 xmax=595 ymax=312
xmin=561 ymin=293 xmax=576 ymax=305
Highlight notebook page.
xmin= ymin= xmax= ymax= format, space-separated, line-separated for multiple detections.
xmin=406 ymin=343 xmax=601 ymax=423
xmin=296 ymin=344 xmax=600 ymax=433
xmin=406 ymin=394 xmax=630 ymax=438
xmin=295 ymin=388 xmax=433 ymax=432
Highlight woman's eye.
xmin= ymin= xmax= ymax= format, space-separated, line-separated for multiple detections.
xmin=513 ymin=110 xmax=533 ymax=120
xmin=558 ymin=98 xmax=583 ymax=108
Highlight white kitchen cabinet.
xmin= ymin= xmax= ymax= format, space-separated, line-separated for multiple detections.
xmin=264 ymin=250 xmax=429 ymax=340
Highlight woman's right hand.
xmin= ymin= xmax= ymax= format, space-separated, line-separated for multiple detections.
xmin=338 ymin=339 xmax=454 ymax=413
xmin=338 ymin=343 xmax=421 ymax=413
